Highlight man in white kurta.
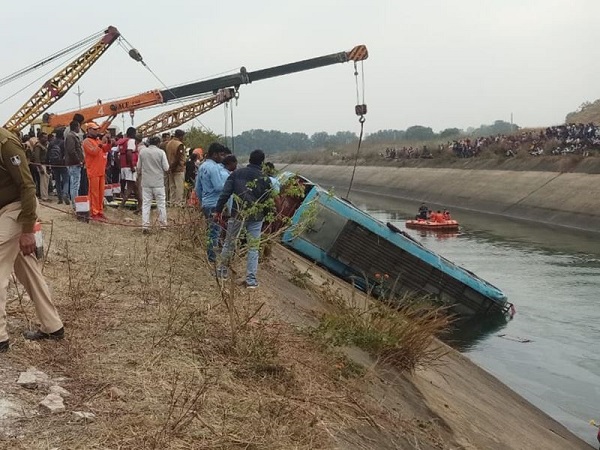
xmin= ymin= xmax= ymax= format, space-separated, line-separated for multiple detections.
xmin=136 ymin=136 xmax=169 ymax=232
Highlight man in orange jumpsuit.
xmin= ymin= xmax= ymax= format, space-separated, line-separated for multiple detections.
xmin=83 ymin=125 xmax=110 ymax=221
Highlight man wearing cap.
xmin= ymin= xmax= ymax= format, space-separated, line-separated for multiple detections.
xmin=83 ymin=125 xmax=110 ymax=220
xmin=165 ymin=129 xmax=186 ymax=206
xmin=0 ymin=127 xmax=65 ymax=351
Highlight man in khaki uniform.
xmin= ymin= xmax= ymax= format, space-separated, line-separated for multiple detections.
xmin=165 ymin=129 xmax=186 ymax=205
xmin=0 ymin=128 xmax=64 ymax=351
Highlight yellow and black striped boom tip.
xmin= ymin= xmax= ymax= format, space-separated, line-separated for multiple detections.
xmin=347 ymin=45 xmax=369 ymax=61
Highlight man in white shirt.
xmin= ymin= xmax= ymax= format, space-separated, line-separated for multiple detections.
xmin=136 ymin=136 xmax=169 ymax=233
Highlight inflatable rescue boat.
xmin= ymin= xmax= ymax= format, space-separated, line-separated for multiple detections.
xmin=405 ymin=219 xmax=459 ymax=231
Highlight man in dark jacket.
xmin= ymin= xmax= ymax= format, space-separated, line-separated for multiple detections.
xmin=215 ymin=149 xmax=272 ymax=288
xmin=64 ymin=120 xmax=83 ymax=206
xmin=32 ymin=133 xmax=50 ymax=201
xmin=48 ymin=128 xmax=69 ymax=204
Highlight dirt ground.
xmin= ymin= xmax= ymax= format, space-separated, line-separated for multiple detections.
xmin=0 ymin=202 xmax=592 ymax=449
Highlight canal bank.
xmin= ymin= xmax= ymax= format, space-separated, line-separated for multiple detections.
xmin=338 ymin=190 xmax=600 ymax=447
xmin=283 ymin=164 xmax=600 ymax=233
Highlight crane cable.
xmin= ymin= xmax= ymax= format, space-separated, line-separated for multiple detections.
xmin=345 ymin=60 xmax=367 ymax=200
xmin=0 ymin=30 xmax=107 ymax=105
xmin=0 ymin=30 xmax=103 ymax=88
xmin=224 ymin=102 xmax=229 ymax=144
xmin=223 ymin=94 xmax=237 ymax=153
xmin=230 ymin=93 xmax=236 ymax=153
xmin=0 ymin=30 xmax=142 ymax=109
xmin=0 ymin=58 xmax=72 ymax=106
xmin=117 ymin=36 xmax=209 ymax=132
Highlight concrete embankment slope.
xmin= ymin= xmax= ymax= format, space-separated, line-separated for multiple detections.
xmin=285 ymin=164 xmax=600 ymax=232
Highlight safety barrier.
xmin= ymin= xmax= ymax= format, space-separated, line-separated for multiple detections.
xmin=74 ymin=196 xmax=90 ymax=223
xmin=104 ymin=185 xmax=114 ymax=201
xmin=111 ymin=183 xmax=121 ymax=197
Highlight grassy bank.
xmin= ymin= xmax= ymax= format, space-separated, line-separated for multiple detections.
xmin=275 ymin=141 xmax=600 ymax=174
xmin=0 ymin=205 xmax=591 ymax=449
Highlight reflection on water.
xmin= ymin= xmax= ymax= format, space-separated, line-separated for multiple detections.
xmin=443 ymin=313 xmax=510 ymax=352
xmin=411 ymin=228 xmax=461 ymax=240
xmin=349 ymin=193 xmax=600 ymax=447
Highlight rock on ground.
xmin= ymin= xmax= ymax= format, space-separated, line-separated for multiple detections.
xmin=39 ymin=393 xmax=65 ymax=414
xmin=16 ymin=372 xmax=37 ymax=389
xmin=72 ymin=411 xmax=96 ymax=422
xmin=49 ymin=385 xmax=71 ymax=398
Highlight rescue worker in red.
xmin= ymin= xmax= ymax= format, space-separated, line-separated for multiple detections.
xmin=83 ymin=124 xmax=110 ymax=221
xmin=0 ymin=127 xmax=64 ymax=350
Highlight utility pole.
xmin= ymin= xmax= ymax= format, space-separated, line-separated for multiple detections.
xmin=74 ymin=85 xmax=84 ymax=109
xmin=510 ymin=112 xmax=514 ymax=132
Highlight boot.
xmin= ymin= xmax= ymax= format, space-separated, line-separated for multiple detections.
xmin=23 ymin=327 xmax=64 ymax=341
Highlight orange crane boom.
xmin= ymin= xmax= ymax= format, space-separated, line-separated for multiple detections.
xmin=3 ymin=26 xmax=121 ymax=132
xmin=44 ymin=45 xmax=368 ymax=131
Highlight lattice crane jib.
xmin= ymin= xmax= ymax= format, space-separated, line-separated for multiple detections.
xmin=3 ymin=26 xmax=120 ymax=132
xmin=136 ymin=89 xmax=235 ymax=136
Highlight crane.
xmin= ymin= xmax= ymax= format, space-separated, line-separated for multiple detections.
xmin=3 ymin=26 xmax=121 ymax=133
xmin=43 ymin=45 xmax=369 ymax=131
xmin=135 ymin=89 xmax=235 ymax=137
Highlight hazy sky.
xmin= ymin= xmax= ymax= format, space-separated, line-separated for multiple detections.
xmin=1 ymin=0 xmax=599 ymax=136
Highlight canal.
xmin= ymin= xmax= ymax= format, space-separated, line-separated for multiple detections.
xmin=347 ymin=190 xmax=600 ymax=447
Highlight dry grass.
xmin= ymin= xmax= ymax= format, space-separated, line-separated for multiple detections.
xmin=1 ymin=206 xmax=456 ymax=450
xmin=312 ymin=281 xmax=451 ymax=373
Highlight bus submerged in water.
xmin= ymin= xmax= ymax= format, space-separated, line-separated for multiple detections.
xmin=278 ymin=174 xmax=512 ymax=317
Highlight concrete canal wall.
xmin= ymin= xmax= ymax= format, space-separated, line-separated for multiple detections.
xmin=284 ymin=164 xmax=600 ymax=233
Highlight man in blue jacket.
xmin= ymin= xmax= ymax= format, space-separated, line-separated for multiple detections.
xmin=195 ymin=143 xmax=229 ymax=262
xmin=215 ymin=150 xmax=272 ymax=288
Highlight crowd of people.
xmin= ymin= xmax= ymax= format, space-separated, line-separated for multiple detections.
xmin=381 ymin=146 xmax=434 ymax=159
xmin=449 ymin=123 xmax=600 ymax=158
xmin=21 ymin=117 xmax=191 ymax=221
xmin=378 ymin=123 xmax=600 ymax=161
xmin=0 ymin=116 xmax=283 ymax=350
xmin=20 ymin=116 xmax=282 ymax=285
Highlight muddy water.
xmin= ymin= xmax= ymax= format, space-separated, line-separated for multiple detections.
xmin=347 ymin=191 xmax=600 ymax=447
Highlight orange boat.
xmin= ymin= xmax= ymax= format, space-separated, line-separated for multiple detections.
xmin=405 ymin=218 xmax=459 ymax=231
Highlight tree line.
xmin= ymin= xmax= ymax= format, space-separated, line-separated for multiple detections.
xmin=184 ymin=120 xmax=520 ymax=154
